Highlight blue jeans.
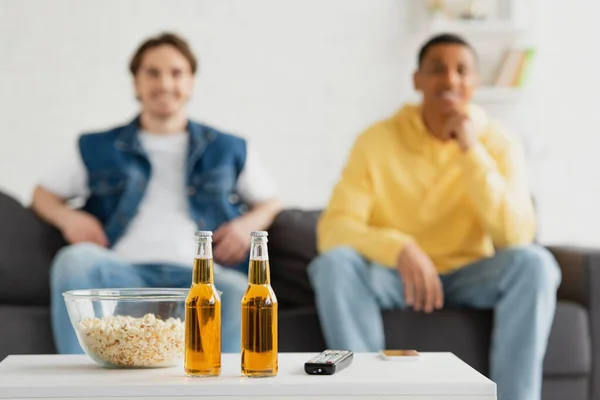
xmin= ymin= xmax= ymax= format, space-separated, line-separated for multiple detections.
xmin=50 ymin=243 xmax=248 ymax=354
xmin=308 ymin=244 xmax=561 ymax=400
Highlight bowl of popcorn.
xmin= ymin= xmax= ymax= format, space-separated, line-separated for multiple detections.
xmin=63 ymin=288 xmax=187 ymax=369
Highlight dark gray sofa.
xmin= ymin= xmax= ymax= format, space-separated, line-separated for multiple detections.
xmin=0 ymin=190 xmax=597 ymax=400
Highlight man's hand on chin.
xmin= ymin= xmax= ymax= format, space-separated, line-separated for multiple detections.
xmin=444 ymin=111 xmax=477 ymax=151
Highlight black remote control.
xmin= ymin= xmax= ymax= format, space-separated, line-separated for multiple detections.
xmin=304 ymin=350 xmax=354 ymax=375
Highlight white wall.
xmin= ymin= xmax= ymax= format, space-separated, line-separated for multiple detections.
xmin=1 ymin=0 xmax=599 ymax=246
xmin=524 ymin=0 xmax=600 ymax=246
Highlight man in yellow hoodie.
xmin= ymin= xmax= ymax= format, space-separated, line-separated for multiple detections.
xmin=308 ymin=34 xmax=560 ymax=400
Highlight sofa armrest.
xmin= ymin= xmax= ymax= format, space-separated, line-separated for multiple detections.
xmin=0 ymin=191 xmax=66 ymax=305
xmin=546 ymin=245 xmax=600 ymax=398
xmin=547 ymin=245 xmax=600 ymax=306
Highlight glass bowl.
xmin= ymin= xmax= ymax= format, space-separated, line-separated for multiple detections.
xmin=63 ymin=288 xmax=187 ymax=368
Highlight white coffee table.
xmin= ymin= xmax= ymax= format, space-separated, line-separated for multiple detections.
xmin=0 ymin=352 xmax=496 ymax=399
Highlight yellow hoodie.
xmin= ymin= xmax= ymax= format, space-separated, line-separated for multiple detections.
xmin=317 ymin=104 xmax=536 ymax=274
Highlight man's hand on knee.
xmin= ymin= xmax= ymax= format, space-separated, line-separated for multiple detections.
xmin=213 ymin=219 xmax=251 ymax=266
xmin=396 ymin=241 xmax=444 ymax=313
xmin=58 ymin=209 xmax=108 ymax=247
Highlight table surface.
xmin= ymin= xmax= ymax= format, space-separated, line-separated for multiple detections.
xmin=0 ymin=352 xmax=496 ymax=399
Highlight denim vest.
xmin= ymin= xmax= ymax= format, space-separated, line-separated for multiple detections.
xmin=78 ymin=117 xmax=248 ymax=269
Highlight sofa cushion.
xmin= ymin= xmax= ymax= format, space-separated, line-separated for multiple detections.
xmin=0 ymin=191 xmax=65 ymax=305
xmin=541 ymin=377 xmax=588 ymax=400
xmin=0 ymin=305 xmax=56 ymax=360
xmin=279 ymin=302 xmax=590 ymax=379
xmin=268 ymin=209 xmax=320 ymax=307
xmin=383 ymin=307 xmax=493 ymax=374
xmin=279 ymin=307 xmax=326 ymax=352
xmin=543 ymin=301 xmax=591 ymax=376
xmin=270 ymin=256 xmax=316 ymax=308
xmin=268 ymin=209 xmax=320 ymax=260
xmin=383 ymin=301 xmax=591 ymax=377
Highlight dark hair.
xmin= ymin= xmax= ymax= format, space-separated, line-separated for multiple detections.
xmin=129 ymin=32 xmax=198 ymax=75
xmin=417 ymin=33 xmax=476 ymax=68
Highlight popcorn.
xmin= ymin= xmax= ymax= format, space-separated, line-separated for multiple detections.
xmin=76 ymin=314 xmax=185 ymax=367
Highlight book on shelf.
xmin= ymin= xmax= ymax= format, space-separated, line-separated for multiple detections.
xmin=492 ymin=48 xmax=535 ymax=87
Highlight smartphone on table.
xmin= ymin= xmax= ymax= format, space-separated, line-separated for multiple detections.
xmin=379 ymin=349 xmax=420 ymax=361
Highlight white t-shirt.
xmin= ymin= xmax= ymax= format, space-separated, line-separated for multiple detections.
xmin=40 ymin=131 xmax=277 ymax=266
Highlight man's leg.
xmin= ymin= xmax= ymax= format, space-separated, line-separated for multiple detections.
xmin=307 ymin=246 xmax=406 ymax=352
xmin=50 ymin=243 xmax=146 ymax=354
xmin=442 ymin=244 xmax=561 ymax=400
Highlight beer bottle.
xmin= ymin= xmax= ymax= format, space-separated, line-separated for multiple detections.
xmin=241 ymin=231 xmax=278 ymax=377
xmin=185 ymin=231 xmax=221 ymax=377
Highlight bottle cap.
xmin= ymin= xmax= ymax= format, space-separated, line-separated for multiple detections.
xmin=250 ymin=231 xmax=268 ymax=237
xmin=195 ymin=231 xmax=213 ymax=238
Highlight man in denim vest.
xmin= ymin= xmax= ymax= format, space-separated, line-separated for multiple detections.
xmin=32 ymin=32 xmax=282 ymax=354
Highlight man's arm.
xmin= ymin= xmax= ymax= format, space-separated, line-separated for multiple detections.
xmin=319 ymin=132 xmax=444 ymax=312
xmin=32 ymin=186 xmax=108 ymax=246
xmin=317 ymin=134 xmax=413 ymax=268
xmin=460 ymin=141 xmax=536 ymax=247
xmin=234 ymin=198 xmax=283 ymax=232
xmin=451 ymin=116 xmax=536 ymax=247
xmin=32 ymin=186 xmax=73 ymax=229
xmin=32 ymin=145 xmax=108 ymax=247
xmin=213 ymin=198 xmax=282 ymax=266
xmin=213 ymin=143 xmax=283 ymax=265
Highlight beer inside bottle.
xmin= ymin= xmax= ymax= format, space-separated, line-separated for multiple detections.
xmin=185 ymin=231 xmax=221 ymax=377
xmin=241 ymin=231 xmax=278 ymax=377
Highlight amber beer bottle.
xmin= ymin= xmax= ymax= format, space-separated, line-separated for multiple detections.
xmin=185 ymin=231 xmax=221 ymax=377
xmin=241 ymin=231 xmax=278 ymax=377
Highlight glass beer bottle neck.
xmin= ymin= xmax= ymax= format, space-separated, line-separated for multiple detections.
xmin=248 ymin=259 xmax=270 ymax=285
xmin=193 ymin=237 xmax=214 ymax=284
xmin=248 ymin=238 xmax=270 ymax=285
xmin=193 ymin=258 xmax=214 ymax=284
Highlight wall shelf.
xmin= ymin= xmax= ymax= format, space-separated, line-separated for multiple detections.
xmin=422 ymin=19 xmax=526 ymax=35
xmin=412 ymin=0 xmax=528 ymax=36
xmin=473 ymin=86 xmax=521 ymax=103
